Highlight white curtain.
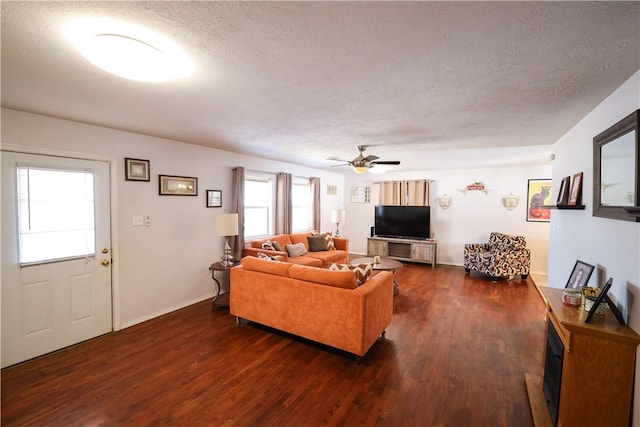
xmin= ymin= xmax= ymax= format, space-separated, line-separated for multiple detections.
xmin=379 ymin=180 xmax=431 ymax=206
xmin=310 ymin=177 xmax=321 ymax=232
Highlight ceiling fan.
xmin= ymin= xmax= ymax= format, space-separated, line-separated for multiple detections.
xmin=327 ymin=145 xmax=401 ymax=174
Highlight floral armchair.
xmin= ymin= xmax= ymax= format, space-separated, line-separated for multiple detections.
xmin=463 ymin=232 xmax=530 ymax=280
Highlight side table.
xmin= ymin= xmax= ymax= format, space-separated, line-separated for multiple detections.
xmin=209 ymin=261 xmax=239 ymax=310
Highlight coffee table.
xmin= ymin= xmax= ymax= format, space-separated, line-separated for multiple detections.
xmin=350 ymin=257 xmax=402 ymax=295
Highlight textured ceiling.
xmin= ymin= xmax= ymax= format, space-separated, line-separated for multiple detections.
xmin=2 ymin=2 xmax=639 ymax=172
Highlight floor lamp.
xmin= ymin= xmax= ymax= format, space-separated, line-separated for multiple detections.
xmin=216 ymin=213 xmax=239 ymax=267
xmin=331 ymin=208 xmax=346 ymax=237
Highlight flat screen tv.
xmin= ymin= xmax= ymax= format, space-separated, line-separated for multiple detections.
xmin=374 ymin=205 xmax=431 ymax=240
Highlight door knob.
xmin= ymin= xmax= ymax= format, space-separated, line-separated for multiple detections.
xmin=102 ymin=248 xmax=109 ymax=254
xmin=101 ymin=259 xmax=110 ymax=267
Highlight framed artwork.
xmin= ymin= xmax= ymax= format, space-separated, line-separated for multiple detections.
xmin=206 ymin=190 xmax=222 ymax=207
xmin=526 ymin=179 xmax=552 ymax=222
xmin=556 ymin=176 xmax=571 ymax=206
xmin=568 ymin=172 xmax=584 ymax=205
xmin=565 ymin=259 xmax=594 ymax=290
xmin=125 ymin=158 xmax=150 ymax=181
xmin=159 ymin=175 xmax=197 ymax=196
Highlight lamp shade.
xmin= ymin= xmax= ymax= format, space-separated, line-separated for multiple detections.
xmin=216 ymin=213 xmax=239 ymax=236
xmin=331 ymin=208 xmax=346 ymax=224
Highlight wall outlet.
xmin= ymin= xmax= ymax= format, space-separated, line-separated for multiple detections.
xmin=132 ymin=215 xmax=143 ymax=226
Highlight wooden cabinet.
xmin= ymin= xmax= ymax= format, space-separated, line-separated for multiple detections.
xmin=531 ymin=286 xmax=640 ymax=427
xmin=367 ymin=237 xmax=436 ymax=267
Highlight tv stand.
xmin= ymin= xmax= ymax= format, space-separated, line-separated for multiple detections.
xmin=367 ymin=237 xmax=436 ymax=267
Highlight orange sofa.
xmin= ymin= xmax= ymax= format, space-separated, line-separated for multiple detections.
xmin=243 ymin=231 xmax=348 ymax=267
xmin=230 ymin=256 xmax=394 ymax=357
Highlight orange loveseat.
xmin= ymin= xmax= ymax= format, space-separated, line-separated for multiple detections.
xmin=230 ymin=256 xmax=394 ymax=357
xmin=243 ymin=231 xmax=348 ymax=267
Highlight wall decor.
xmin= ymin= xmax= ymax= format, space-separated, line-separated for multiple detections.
xmin=501 ymin=193 xmax=519 ymax=211
xmin=556 ymin=176 xmax=571 ymax=206
xmin=327 ymin=184 xmax=337 ymax=196
xmin=459 ymin=181 xmax=489 ymax=195
xmin=351 ymin=186 xmax=371 ymax=203
xmin=593 ymin=109 xmax=639 ymax=221
xmin=437 ymin=194 xmax=452 ymax=209
xmin=526 ymin=179 xmax=552 ymax=222
xmin=568 ymin=172 xmax=583 ymax=206
xmin=159 ymin=175 xmax=197 ymax=196
xmin=124 ymin=158 xmax=150 ymax=181
xmin=206 ymin=190 xmax=222 ymax=207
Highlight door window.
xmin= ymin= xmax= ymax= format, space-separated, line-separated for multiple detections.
xmin=16 ymin=165 xmax=96 ymax=266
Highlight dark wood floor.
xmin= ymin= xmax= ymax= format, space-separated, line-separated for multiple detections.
xmin=2 ymin=263 xmax=546 ymax=426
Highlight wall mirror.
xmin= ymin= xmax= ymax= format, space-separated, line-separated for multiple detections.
xmin=593 ymin=109 xmax=639 ymax=222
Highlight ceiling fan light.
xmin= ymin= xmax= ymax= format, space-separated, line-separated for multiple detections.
xmin=353 ymin=166 xmax=369 ymax=174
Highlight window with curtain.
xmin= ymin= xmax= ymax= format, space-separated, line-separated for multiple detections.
xmin=291 ymin=177 xmax=312 ymax=232
xmin=244 ymin=174 xmax=275 ymax=239
xmin=17 ymin=165 xmax=96 ymax=266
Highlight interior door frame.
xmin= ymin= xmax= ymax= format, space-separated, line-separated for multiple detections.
xmin=2 ymin=143 xmax=122 ymax=332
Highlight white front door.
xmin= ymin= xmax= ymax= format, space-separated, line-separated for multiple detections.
xmin=1 ymin=151 xmax=113 ymax=368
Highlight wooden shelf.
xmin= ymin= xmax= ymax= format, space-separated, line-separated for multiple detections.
xmin=542 ymin=204 xmax=585 ymax=210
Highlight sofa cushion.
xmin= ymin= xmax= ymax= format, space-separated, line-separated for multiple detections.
xmin=251 ymin=234 xmax=292 ymax=250
xmin=308 ymin=235 xmax=329 ymax=252
xmin=261 ymin=241 xmax=276 ymax=251
xmin=241 ymin=256 xmax=291 ymax=277
xmin=286 ymin=242 xmax=308 ymax=257
xmin=289 ymin=264 xmax=357 ymax=289
xmin=286 ymin=257 xmax=323 ymax=267
xmin=289 ymin=232 xmax=313 ymax=250
xmin=304 ymin=250 xmax=348 ymax=265
xmin=489 ymin=232 xmax=526 ymax=252
xmin=329 ymin=263 xmax=373 ymax=285
xmin=257 ymin=252 xmax=280 ymax=261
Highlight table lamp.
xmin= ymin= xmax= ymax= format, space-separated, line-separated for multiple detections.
xmin=331 ymin=208 xmax=346 ymax=237
xmin=216 ymin=213 xmax=239 ymax=267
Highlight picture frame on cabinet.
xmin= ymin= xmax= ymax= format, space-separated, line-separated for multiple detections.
xmin=584 ymin=277 xmax=613 ymax=323
xmin=565 ymin=259 xmax=594 ymax=290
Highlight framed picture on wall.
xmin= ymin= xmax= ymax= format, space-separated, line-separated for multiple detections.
xmin=526 ymin=178 xmax=552 ymax=222
xmin=206 ymin=190 xmax=222 ymax=207
xmin=159 ymin=175 xmax=198 ymax=196
xmin=125 ymin=158 xmax=150 ymax=182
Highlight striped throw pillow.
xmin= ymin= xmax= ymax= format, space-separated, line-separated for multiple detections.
xmin=329 ymin=263 xmax=373 ymax=285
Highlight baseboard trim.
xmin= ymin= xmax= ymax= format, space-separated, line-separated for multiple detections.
xmin=120 ymin=295 xmax=211 ymax=329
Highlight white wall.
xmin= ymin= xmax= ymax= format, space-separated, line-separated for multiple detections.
xmin=548 ymin=70 xmax=640 ymax=421
xmin=1 ymin=108 xmax=345 ymax=328
xmin=343 ymin=164 xmax=552 ymax=275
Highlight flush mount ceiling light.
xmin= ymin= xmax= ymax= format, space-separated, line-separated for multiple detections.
xmin=66 ymin=18 xmax=193 ymax=82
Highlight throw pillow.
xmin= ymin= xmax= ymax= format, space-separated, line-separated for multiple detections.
xmin=285 ymin=242 xmax=308 ymax=257
xmin=261 ymin=241 xmax=276 ymax=251
xmin=271 ymin=241 xmax=283 ymax=251
xmin=257 ymin=252 xmax=279 ymax=261
xmin=308 ymin=235 xmax=329 ymax=252
xmin=322 ymin=232 xmax=336 ymax=250
xmin=329 ymin=263 xmax=373 ymax=285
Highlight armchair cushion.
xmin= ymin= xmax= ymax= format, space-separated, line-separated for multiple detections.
xmin=464 ymin=232 xmax=530 ymax=279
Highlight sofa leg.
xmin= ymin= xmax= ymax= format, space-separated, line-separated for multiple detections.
xmin=235 ymin=316 xmax=241 ymax=325
xmin=521 ymin=274 xmax=529 ymax=280
xmin=381 ymin=330 xmax=386 ymax=339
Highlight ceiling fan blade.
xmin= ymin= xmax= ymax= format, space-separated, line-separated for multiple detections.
xmin=363 ymin=155 xmax=379 ymax=162
xmin=330 ymin=163 xmax=351 ymax=167
xmin=372 ymin=160 xmax=401 ymax=165
xmin=327 ymin=156 xmax=350 ymax=162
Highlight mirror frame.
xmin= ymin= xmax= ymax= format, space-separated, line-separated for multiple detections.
xmin=593 ymin=109 xmax=640 ymax=222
